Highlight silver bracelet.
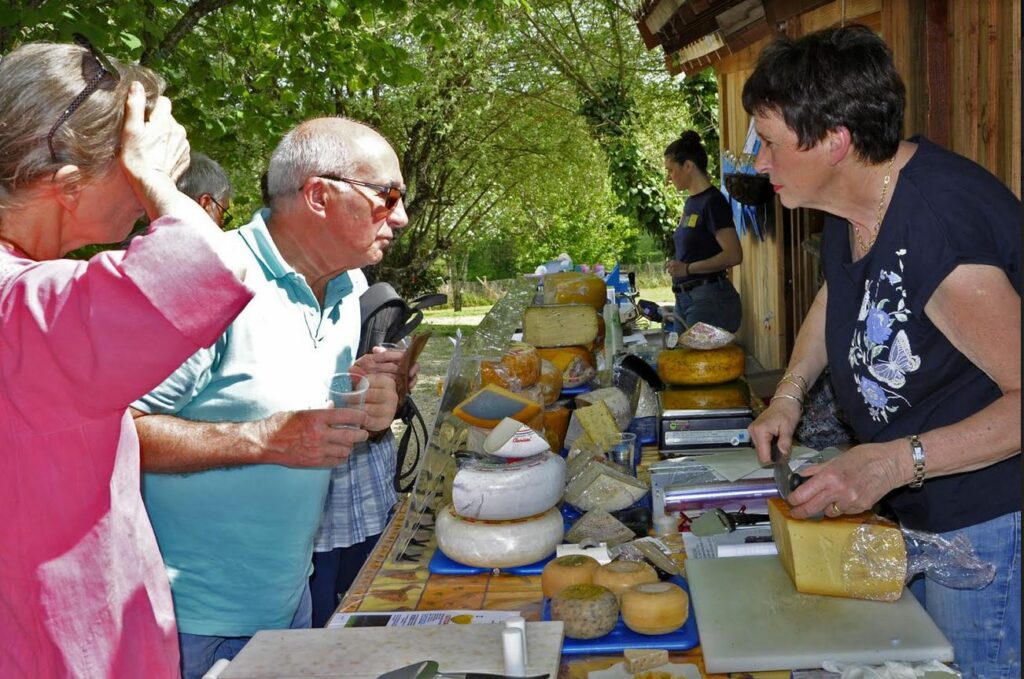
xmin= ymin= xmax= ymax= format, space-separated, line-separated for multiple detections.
xmin=908 ymin=435 xmax=926 ymax=488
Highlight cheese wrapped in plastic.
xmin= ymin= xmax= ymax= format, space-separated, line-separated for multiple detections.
xmin=564 ymin=458 xmax=649 ymax=512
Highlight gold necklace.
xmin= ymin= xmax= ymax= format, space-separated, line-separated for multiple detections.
xmin=853 ymin=154 xmax=897 ymax=254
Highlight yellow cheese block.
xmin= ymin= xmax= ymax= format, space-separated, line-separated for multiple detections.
xmin=620 ymin=581 xmax=689 ymax=635
xmin=767 ymin=497 xmax=907 ymax=601
xmin=542 ymin=272 xmax=607 ymax=310
xmin=656 ymin=345 xmax=745 ymax=386
xmin=591 ymin=560 xmax=658 ymax=600
xmin=452 ymin=384 xmax=543 ymax=429
xmin=523 ymin=305 xmax=599 ymax=348
xmin=541 ymin=554 xmax=600 ymax=598
xmin=659 ymin=380 xmax=750 ymax=410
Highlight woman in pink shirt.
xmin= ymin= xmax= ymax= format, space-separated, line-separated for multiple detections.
xmin=0 ymin=39 xmax=252 ymax=678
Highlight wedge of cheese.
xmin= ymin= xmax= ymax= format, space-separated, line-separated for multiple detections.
xmin=522 ymin=305 xmax=599 ymax=348
xmin=576 ymin=387 xmax=633 ymax=430
xmin=767 ymin=497 xmax=907 ymax=601
xmin=564 ymin=400 xmax=620 ymax=451
xmin=452 ymin=384 xmax=543 ymax=428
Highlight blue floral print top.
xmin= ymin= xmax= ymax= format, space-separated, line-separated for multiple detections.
xmin=821 ymin=137 xmax=1020 ymax=532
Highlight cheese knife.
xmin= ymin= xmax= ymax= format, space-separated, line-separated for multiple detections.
xmin=376 ymin=660 xmax=549 ymax=679
xmin=770 ymin=439 xmax=807 ymax=500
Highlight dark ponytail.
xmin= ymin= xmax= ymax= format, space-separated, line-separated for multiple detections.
xmin=664 ymin=130 xmax=708 ymax=174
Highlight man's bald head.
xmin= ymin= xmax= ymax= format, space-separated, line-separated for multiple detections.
xmin=265 ymin=117 xmax=388 ymax=207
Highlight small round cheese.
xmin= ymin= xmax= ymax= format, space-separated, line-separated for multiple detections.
xmin=550 ymin=583 xmax=619 ymax=639
xmin=620 ymin=581 xmax=689 ymax=635
xmin=592 ymin=560 xmax=659 ymax=600
xmin=541 ymin=554 xmax=600 ymax=598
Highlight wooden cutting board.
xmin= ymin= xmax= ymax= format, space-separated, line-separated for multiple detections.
xmin=685 ymin=556 xmax=953 ymax=674
xmin=219 ymin=621 xmax=564 ymax=679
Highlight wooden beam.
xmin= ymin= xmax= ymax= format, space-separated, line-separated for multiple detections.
xmin=659 ymin=0 xmax=741 ymax=53
xmin=717 ymin=0 xmax=766 ymax=36
xmin=637 ymin=17 xmax=662 ymax=49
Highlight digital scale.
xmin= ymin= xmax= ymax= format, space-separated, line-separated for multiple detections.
xmin=657 ymin=383 xmax=754 ymax=454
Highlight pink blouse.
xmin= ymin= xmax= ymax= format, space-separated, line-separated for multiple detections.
xmin=0 ymin=217 xmax=252 ymax=678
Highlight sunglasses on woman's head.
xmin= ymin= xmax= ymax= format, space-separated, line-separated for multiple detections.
xmin=46 ymin=33 xmax=121 ymax=163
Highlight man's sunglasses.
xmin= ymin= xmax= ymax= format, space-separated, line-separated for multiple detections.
xmin=315 ymin=174 xmax=406 ymax=212
xmin=47 ymin=33 xmax=121 ymax=163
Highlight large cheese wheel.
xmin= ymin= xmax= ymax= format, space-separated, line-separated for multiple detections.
xmin=542 ymin=272 xmax=607 ymax=310
xmin=435 ymin=504 xmax=564 ymax=569
xmin=452 ymin=452 xmax=565 ymax=520
xmin=659 ymin=380 xmax=750 ymax=411
xmin=592 ymin=560 xmax=659 ymax=600
xmin=620 ymin=581 xmax=689 ymax=635
xmin=541 ymin=554 xmax=601 ymax=598
xmin=768 ymin=497 xmax=907 ymax=601
xmin=549 ymin=583 xmax=620 ymax=640
xmin=656 ymin=345 xmax=745 ymax=386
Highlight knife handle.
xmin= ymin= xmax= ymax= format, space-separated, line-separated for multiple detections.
xmin=789 ymin=472 xmax=808 ymax=493
xmin=463 ymin=674 xmax=549 ymax=679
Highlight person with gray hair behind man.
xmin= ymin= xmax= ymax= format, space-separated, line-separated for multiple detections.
xmin=176 ymin=151 xmax=233 ymax=228
xmin=131 ymin=116 xmax=407 ymax=678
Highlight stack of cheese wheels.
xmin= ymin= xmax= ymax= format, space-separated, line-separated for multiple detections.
xmin=437 ymin=418 xmax=566 ymax=568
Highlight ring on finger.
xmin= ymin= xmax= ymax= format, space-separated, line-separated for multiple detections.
xmin=827 ymin=501 xmax=841 ymax=517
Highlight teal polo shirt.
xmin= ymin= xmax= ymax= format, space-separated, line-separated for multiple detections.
xmin=135 ymin=211 xmax=366 ymax=636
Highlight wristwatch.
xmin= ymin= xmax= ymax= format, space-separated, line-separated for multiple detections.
xmin=907 ymin=435 xmax=926 ymax=488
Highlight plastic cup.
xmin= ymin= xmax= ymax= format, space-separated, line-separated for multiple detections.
xmin=327 ymin=372 xmax=369 ymax=429
xmin=603 ymin=432 xmax=639 ymax=477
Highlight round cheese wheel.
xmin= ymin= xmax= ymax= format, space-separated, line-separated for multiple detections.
xmin=435 ymin=504 xmax=563 ymax=569
xmin=500 ymin=343 xmax=541 ymax=388
xmin=541 ymin=554 xmax=600 ymax=598
xmin=549 ymin=583 xmax=619 ymax=639
xmin=536 ymin=359 xmax=563 ymax=405
xmin=657 ymin=345 xmax=745 ymax=386
xmin=479 ymin=359 xmax=513 ymax=390
xmin=452 ymin=452 xmax=565 ymax=520
xmin=620 ymin=581 xmax=689 ymax=635
xmin=592 ymin=560 xmax=659 ymax=600
xmin=659 ymin=380 xmax=750 ymax=410
xmin=542 ymin=272 xmax=607 ymax=310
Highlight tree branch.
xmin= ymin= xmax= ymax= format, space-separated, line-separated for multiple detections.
xmin=142 ymin=0 xmax=238 ymax=65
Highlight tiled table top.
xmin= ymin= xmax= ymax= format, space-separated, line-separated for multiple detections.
xmin=338 ymin=447 xmax=728 ymax=679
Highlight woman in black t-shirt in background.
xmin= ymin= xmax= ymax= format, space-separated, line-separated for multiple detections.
xmin=744 ymin=25 xmax=1020 ymax=677
xmin=663 ymin=130 xmax=743 ymax=332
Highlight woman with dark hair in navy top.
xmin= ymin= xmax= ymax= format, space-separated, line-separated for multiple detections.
xmin=744 ymin=25 xmax=1020 ymax=677
xmin=663 ymin=130 xmax=743 ymax=332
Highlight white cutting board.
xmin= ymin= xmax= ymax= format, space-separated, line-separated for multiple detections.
xmin=219 ymin=621 xmax=564 ymax=679
xmin=686 ymin=555 xmax=953 ymax=674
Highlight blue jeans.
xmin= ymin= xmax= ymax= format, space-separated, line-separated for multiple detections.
xmin=672 ymin=278 xmax=742 ymax=333
xmin=910 ymin=511 xmax=1021 ymax=678
xmin=309 ymin=533 xmax=383 ymax=628
xmin=178 ymin=584 xmax=312 ymax=679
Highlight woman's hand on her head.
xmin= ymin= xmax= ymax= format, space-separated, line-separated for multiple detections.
xmin=119 ymin=81 xmax=190 ymax=216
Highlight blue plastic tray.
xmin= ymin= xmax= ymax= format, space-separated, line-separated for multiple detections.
xmin=560 ymin=384 xmax=593 ymax=397
xmin=543 ymin=575 xmax=700 ymax=654
xmin=427 ymin=548 xmax=554 ymax=575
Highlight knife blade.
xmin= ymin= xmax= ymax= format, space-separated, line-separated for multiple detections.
xmin=770 ymin=439 xmax=807 ymax=500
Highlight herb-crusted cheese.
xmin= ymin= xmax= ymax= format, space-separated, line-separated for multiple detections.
xmin=549 ymin=583 xmax=619 ymax=640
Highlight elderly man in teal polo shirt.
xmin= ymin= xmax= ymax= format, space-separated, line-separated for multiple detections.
xmin=131 ymin=117 xmax=407 ymax=679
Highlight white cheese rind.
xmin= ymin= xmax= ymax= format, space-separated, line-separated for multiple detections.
xmin=435 ymin=504 xmax=564 ymax=568
xmin=452 ymin=452 xmax=565 ymax=520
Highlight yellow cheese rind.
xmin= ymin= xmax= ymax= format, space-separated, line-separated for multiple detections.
xmin=659 ymin=380 xmax=750 ymax=410
xmin=523 ymin=305 xmax=599 ymax=348
xmin=452 ymin=384 xmax=543 ymax=428
xmin=656 ymin=345 xmax=745 ymax=386
xmin=541 ymin=554 xmax=600 ymax=598
xmin=767 ymin=497 xmax=907 ymax=601
xmin=620 ymin=582 xmax=689 ymax=635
